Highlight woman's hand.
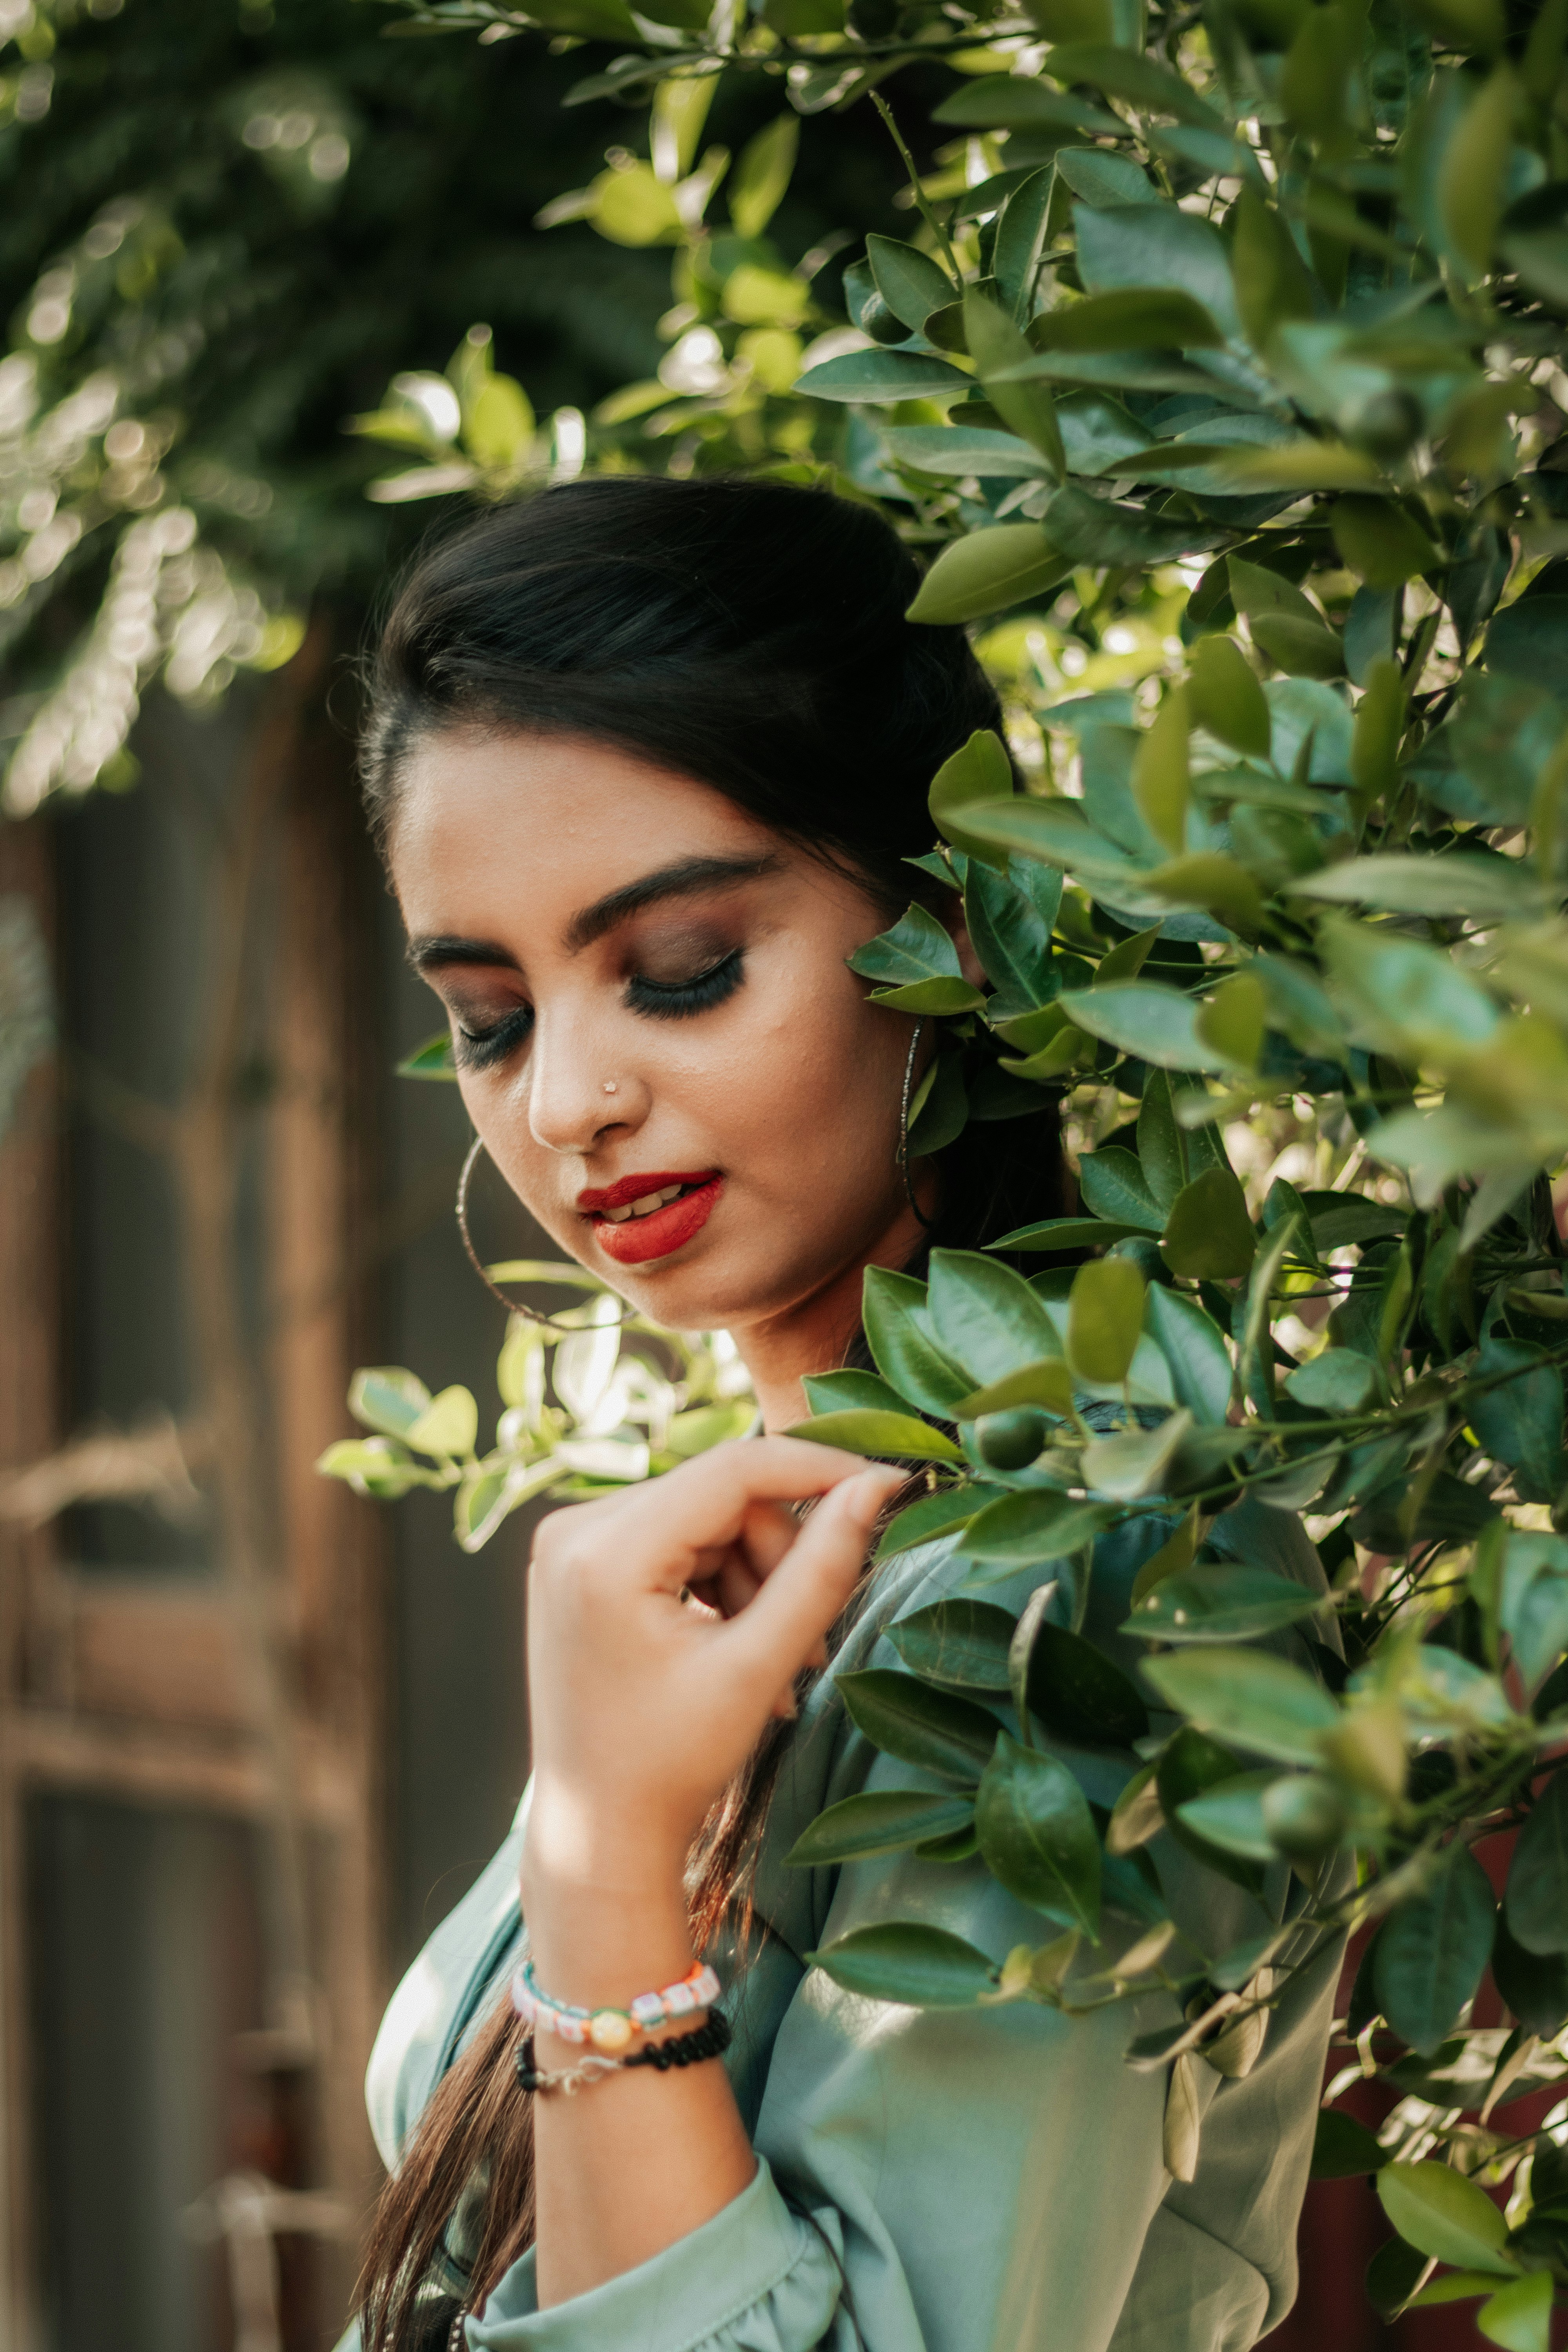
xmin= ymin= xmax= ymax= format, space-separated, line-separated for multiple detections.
xmin=521 ymin=1438 xmax=902 ymax=1912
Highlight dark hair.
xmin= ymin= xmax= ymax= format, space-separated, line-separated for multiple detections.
xmin=356 ymin=476 xmax=1063 ymax=2348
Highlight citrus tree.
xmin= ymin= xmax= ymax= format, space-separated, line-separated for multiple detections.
xmin=333 ymin=0 xmax=1568 ymax=2334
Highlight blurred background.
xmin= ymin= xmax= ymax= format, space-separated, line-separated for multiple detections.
xmin=0 ymin=4 xmax=1523 ymax=2348
xmin=0 ymin=5 xmax=913 ymax=2345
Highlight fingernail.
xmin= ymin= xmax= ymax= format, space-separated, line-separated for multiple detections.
xmin=844 ymin=1468 xmax=899 ymax=1528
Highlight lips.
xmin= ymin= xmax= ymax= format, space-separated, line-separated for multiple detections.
xmin=577 ymin=1170 xmax=724 ymax=1267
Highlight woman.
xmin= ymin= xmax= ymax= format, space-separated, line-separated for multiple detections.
xmin=347 ymin=477 xmax=1339 ymax=2352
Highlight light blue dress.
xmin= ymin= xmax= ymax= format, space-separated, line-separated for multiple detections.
xmin=341 ymin=1503 xmax=1340 ymax=2352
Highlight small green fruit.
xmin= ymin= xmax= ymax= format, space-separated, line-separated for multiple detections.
xmin=1261 ymin=1773 xmax=1348 ymax=1860
xmin=974 ymin=1406 xmax=1050 ymax=1470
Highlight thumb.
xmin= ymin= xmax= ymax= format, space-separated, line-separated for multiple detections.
xmin=719 ymin=1466 xmax=902 ymax=1701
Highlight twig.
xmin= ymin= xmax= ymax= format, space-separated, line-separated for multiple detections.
xmin=870 ymin=91 xmax=961 ymax=283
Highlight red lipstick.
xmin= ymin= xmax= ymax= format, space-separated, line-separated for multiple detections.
xmin=577 ymin=1170 xmax=723 ymax=1267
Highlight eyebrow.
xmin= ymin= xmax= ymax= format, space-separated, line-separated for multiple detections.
xmin=563 ymin=853 xmax=782 ymax=953
xmin=407 ymin=852 xmax=782 ymax=974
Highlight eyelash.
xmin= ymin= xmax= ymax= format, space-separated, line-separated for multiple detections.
xmin=453 ymin=950 xmax=744 ymax=1071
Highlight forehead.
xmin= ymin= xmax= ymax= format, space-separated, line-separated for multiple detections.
xmin=389 ymin=728 xmax=782 ymax=931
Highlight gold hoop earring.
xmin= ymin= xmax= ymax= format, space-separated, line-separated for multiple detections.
xmin=897 ymin=1022 xmax=936 ymax=1233
xmin=455 ymin=1134 xmax=627 ymax=1330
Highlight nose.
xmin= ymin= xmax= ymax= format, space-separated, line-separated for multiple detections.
xmin=524 ymin=1007 xmax=648 ymax=1156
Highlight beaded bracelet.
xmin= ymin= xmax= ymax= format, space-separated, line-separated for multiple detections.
xmin=510 ymin=1955 xmax=722 ymax=2053
xmin=514 ymin=2010 xmax=732 ymax=2095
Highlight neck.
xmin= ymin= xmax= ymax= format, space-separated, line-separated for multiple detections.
xmin=730 ymin=1189 xmax=933 ymax=1434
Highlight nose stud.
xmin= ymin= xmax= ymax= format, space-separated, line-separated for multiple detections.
xmin=603 ymin=1082 xmax=617 ymax=1096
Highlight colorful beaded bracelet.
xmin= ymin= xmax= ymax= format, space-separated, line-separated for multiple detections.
xmin=510 ymin=1955 xmax=722 ymax=2053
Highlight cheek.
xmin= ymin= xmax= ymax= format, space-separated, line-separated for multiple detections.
xmin=702 ymin=960 xmax=905 ymax=1194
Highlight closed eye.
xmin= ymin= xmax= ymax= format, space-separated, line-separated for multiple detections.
xmin=453 ymin=1003 xmax=534 ymax=1071
xmin=626 ymin=949 xmax=744 ymax=1020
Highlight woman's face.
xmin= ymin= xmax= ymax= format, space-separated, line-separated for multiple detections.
xmin=389 ymin=728 xmax=937 ymax=1356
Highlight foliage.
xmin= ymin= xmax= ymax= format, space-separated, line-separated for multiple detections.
xmin=318 ymin=1264 xmax=756 ymax=1551
xmin=237 ymin=0 xmax=1568 ymax=2334
xmin=0 ymin=0 xmax=903 ymax=813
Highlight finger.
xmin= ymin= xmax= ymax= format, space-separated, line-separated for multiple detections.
xmin=564 ymin=1438 xmax=888 ymax=1595
xmin=720 ymin=1467 xmax=904 ymax=1700
xmin=715 ymin=1551 xmax=764 ymax=1619
xmin=740 ymin=1499 xmax=796 ymax=1583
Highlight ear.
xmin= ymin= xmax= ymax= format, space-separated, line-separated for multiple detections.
xmin=939 ymin=891 xmax=987 ymax=991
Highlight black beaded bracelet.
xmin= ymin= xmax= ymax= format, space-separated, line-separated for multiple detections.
xmin=623 ymin=2010 xmax=731 ymax=2072
xmin=515 ymin=2009 xmax=730 ymax=2095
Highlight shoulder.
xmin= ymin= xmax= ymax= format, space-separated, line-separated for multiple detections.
xmin=363 ymin=1794 xmax=529 ymax=2169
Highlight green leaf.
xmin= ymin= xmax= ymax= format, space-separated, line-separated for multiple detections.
xmin=1068 ymin=1256 xmax=1146 ymax=1385
xmin=786 ymin=1410 xmax=963 ymax=1463
xmin=1440 ymin=64 xmax=1517 ymax=281
xmin=862 ymin=1267 xmax=975 ymax=1416
xmin=848 ymin=901 xmax=988 ymax=1014
xmin=1375 ymin=2160 xmax=1515 ymax=2275
xmin=1144 ymin=1287 xmax=1234 ymax=1424
xmin=931 ymin=80 xmax=1122 ymax=134
xmin=1485 ymin=597 xmax=1568 ymax=684
xmin=1125 ymin=1566 xmax=1320 ymax=1644
xmin=1232 ymin=186 xmax=1316 ymax=353
xmin=795 ymin=349 xmax=973 ymax=404
xmin=397 ymin=1030 xmax=458 ymax=1080
xmin=801 ymin=1369 xmax=908 ymax=1417
xmin=1082 ymin=1408 xmax=1193 ymax=1498
xmin=963 ymin=1487 xmax=1112 ymax=1565
xmin=806 ymin=1921 xmax=998 ymax=2006
xmin=1078 ymin=1146 xmax=1165 ymax=1232
xmin=873 ymin=1482 xmax=995 ymax=1562
xmin=954 ymin=1360 xmax=1077 ymax=1418
xmin=888 ymin=1599 xmax=1016 ymax=1690
xmin=728 ymin=115 xmax=798 ymax=240
xmin=1352 ymin=655 xmax=1406 ymax=809
xmin=1132 ymin=688 xmax=1190 ymax=855
xmin=1054 ymin=146 xmax=1157 ymax=209
xmin=1044 ymin=42 xmax=1227 ymax=130
xmin=348 ymin=1364 xmax=433 ymax=1441
xmin=930 ymin=728 xmax=1016 ymax=868
xmin=1027 ymin=287 xmax=1225 ymax=352
xmin=965 ymin=857 xmax=1060 ymax=1003
xmin=405 ymin=1383 xmax=479 ymax=1458
xmin=966 ymin=287 xmax=1066 ymax=472
xmin=1311 ymin=2109 xmax=1390 ymax=2178
xmin=1373 ymin=1845 xmax=1497 ymax=2054
xmin=837 ymin=1668 xmax=1000 ymax=1781
xmin=1156 ymin=1725 xmax=1266 ymax=1895
xmin=1331 ymin=496 xmax=1440 ymax=588
xmin=1025 ymin=1617 xmax=1150 ymax=1745
xmin=906 ymin=524 xmax=1074 ymax=626
xmin=1505 ymin=1771 xmax=1568 ymax=1955
xmin=975 ymin=1730 xmax=1102 ymax=1933
xmin=1284 ymin=1348 xmax=1379 ymax=1412
xmin=883 ymin=426 xmax=1046 ymax=482
xmin=1188 ymin=635 xmax=1271 ymax=760
xmin=1175 ymin=1770 xmax=1278 ymax=1860
xmin=988 ymin=1217 xmax=1149 ymax=1253
xmin=1044 ymin=483 xmax=1219 ymax=567
xmin=785 ymin=1788 xmax=975 ymax=1866
xmin=1161 ymin=1167 xmax=1256 ymax=1280
xmin=1289 ymin=855 xmax=1541 ymax=917
xmin=1492 ymin=1908 xmax=1568 ymax=2037
xmin=1142 ymin=1647 xmax=1339 ymax=1764
xmin=1058 ymin=983 xmax=1230 ymax=1073
xmin=1195 ymin=974 xmax=1266 ymax=1071
xmin=1477 ymin=2271 xmax=1553 ymax=2352
xmin=928 ymin=1248 xmax=1065 ymax=1388
xmin=867 ymin=233 xmax=955 ymax=332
